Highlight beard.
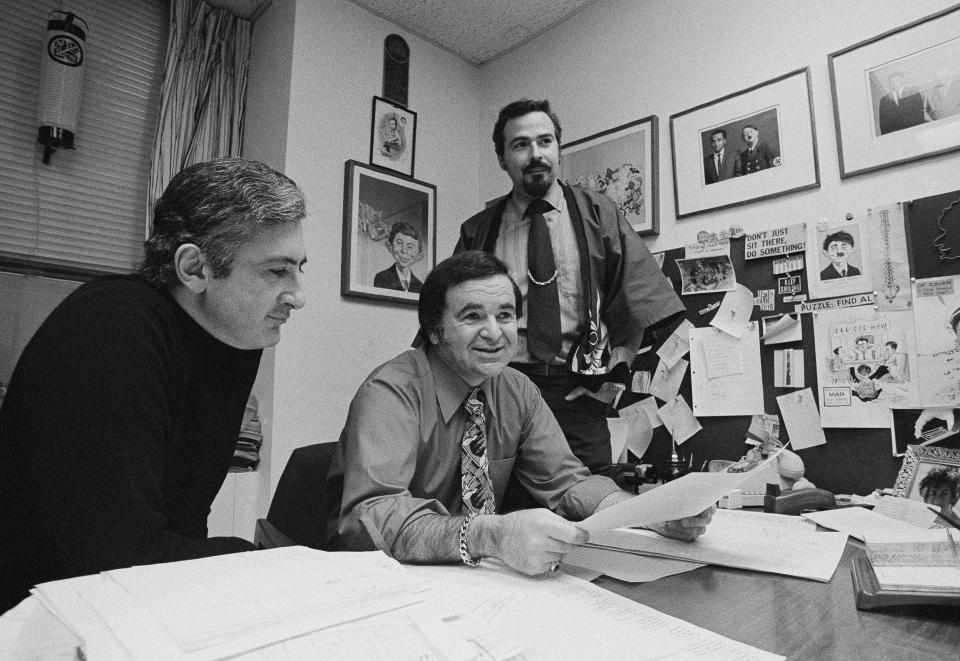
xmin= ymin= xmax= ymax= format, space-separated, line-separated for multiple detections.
xmin=522 ymin=167 xmax=554 ymax=198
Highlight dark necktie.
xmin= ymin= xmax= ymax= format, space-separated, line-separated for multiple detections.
xmin=461 ymin=387 xmax=495 ymax=515
xmin=525 ymin=199 xmax=561 ymax=363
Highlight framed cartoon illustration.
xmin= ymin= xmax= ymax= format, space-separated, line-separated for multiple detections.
xmin=828 ymin=4 xmax=960 ymax=178
xmin=558 ymin=116 xmax=659 ymax=236
xmin=670 ymin=67 xmax=819 ymax=218
xmin=341 ymin=160 xmax=435 ymax=305
xmin=369 ymin=96 xmax=416 ymax=177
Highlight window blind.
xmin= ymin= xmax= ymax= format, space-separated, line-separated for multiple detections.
xmin=0 ymin=0 xmax=168 ymax=275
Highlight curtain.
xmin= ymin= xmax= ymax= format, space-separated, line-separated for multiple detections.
xmin=147 ymin=0 xmax=252 ymax=229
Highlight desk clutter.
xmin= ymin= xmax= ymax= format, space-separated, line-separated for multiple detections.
xmin=5 ymin=545 xmax=787 ymax=660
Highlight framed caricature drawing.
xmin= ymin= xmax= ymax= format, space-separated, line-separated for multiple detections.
xmin=369 ymin=96 xmax=417 ymax=177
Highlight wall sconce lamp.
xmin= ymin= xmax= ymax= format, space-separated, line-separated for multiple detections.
xmin=38 ymin=11 xmax=88 ymax=165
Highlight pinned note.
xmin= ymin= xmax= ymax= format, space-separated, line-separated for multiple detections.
xmin=762 ymin=313 xmax=802 ymax=345
xmin=657 ymin=319 xmax=695 ymax=368
xmin=650 ymin=357 xmax=688 ymax=403
xmin=658 ymin=395 xmax=702 ymax=445
xmin=774 ymin=349 xmax=804 ymax=388
xmin=689 ymin=324 xmax=764 ymax=417
xmin=776 ymin=388 xmax=827 ymax=450
xmin=710 ymin=284 xmax=755 ymax=338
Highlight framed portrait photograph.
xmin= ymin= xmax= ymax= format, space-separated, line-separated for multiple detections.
xmin=828 ymin=5 xmax=960 ymax=178
xmin=670 ymin=67 xmax=819 ymax=218
xmin=893 ymin=445 xmax=960 ymax=511
xmin=369 ymin=96 xmax=416 ymax=177
xmin=341 ymin=160 xmax=436 ymax=305
xmin=559 ymin=116 xmax=659 ymax=236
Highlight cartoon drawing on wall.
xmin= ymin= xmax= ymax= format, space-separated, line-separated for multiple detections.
xmin=814 ymin=307 xmax=918 ymax=428
xmin=913 ymin=275 xmax=960 ymax=406
xmin=806 ymin=219 xmax=872 ymax=300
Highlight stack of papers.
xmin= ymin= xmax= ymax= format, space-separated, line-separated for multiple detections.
xmin=29 ymin=547 xmax=521 ymax=660
xmin=585 ymin=508 xmax=846 ymax=582
xmin=863 ymin=528 xmax=960 ymax=593
xmin=801 ymin=495 xmax=940 ymax=541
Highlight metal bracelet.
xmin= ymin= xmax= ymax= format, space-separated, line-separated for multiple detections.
xmin=458 ymin=513 xmax=481 ymax=566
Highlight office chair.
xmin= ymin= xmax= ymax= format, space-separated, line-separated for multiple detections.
xmin=253 ymin=442 xmax=340 ymax=550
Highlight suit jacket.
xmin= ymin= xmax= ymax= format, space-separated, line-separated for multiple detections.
xmin=820 ymin=263 xmax=861 ymax=280
xmin=737 ymin=141 xmax=780 ymax=175
xmin=923 ymin=82 xmax=960 ymax=122
xmin=704 ymin=149 xmax=738 ymax=184
xmin=455 ymin=184 xmax=684 ymax=372
xmin=878 ymin=88 xmax=924 ymax=135
xmin=373 ymin=265 xmax=422 ymax=293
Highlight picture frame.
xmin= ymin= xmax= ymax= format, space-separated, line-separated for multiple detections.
xmin=893 ymin=444 xmax=960 ymax=500
xmin=369 ymin=96 xmax=416 ymax=177
xmin=669 ymin=67 xmax=819 ymax=218
xmin=341 ymin=160 xmax=436 ymax=305
xmin=828 ymin=5 xmax=960 ymax=178
xmin=559 ymin=116 xmax=659 ymax=236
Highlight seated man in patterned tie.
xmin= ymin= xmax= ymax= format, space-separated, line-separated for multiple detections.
xmin=328 ymin=251 xmax=713 ymax=576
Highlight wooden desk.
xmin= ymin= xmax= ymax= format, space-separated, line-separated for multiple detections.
xmin=595 ymin=541 xmax=960 ymax=660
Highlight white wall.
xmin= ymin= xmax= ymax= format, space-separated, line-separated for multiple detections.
xmin=478 ymin=0 xmax=960 ymax=253
xmin=258 ymin=0 xmax=481 ymax=513
xmin=235 ymin=0 xmax=960 ymax=532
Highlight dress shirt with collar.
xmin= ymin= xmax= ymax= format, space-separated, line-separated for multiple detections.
xmin=495 ymin=182 xmax=582 ymax=364
xmin=329 ymin=344 xmax=621 ymax=554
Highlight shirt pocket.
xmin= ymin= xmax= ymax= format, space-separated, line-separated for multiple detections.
xmin=488 ymin=455 xmax=517 ymax=507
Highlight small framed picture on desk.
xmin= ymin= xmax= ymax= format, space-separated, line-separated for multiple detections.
xmin=892 ymin=444 xmax=960 ymax=511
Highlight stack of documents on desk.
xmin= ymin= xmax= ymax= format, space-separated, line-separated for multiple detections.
xmin=801 ymin=495 xmax=940 ymax=541
xmin=862 ymin=528 xmax=960 ymax=593
xmin=30 ymin=547 xmax=521 ymax=660
xmin=584 ymin=508 xmax=847 ymax=582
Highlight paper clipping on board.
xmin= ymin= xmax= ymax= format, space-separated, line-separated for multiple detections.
xmin=813 ymin=307 xmax=918 ymax=427
xmin=690 ymin=324 xmax=764 ymax=417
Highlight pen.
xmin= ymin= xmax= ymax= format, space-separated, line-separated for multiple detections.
xmin=927 ymin=505 xmax=960 ymax=531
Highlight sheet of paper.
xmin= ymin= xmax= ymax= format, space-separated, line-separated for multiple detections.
xmin=703 ymin=333 xmax=744 ymax=378
xmin=638 ymin=395 xmax=663 ymax=429
xmin=631 ymin=369 xmax=651 ymax=393
xmin=801 ymin=506 xmax=925 ymax=542
xmin=657 ymin=395 xmax=702 ymax=445
xmin=873 ymin=495 xmax=940 ymax=528
xmin=690 ymin=324 xmax=764 ymax=416
xmin=589 ymin=524 xmax=847 ymax=582
xmin=607 ymin=417 xmax=629 ymax=463
xmin=650 ymin=357 xmax=687 ymax=402
xmin=49 ymin=548 xmax=433 ymax=660
xmin=776 ymin=388 xmax=826 ymax=450
xmin=710 ymin=284 xmax=755 ymax=337
xmin=657 ymin=319 xmax=695 ymax=368
xmin=773 ymin=349 xmax=804 ymax=388
xmin=564 ymin=545 xmax=704 ymax=583
xmin=762 ymin=313 xmax=802 ymax=345
xmin=615 ymin=400 xmax=655 ymax=460
xmin=579 ymin=453 xmax=783 ymax=532
xmin=406 ymin=563 xmax=784 ymax=661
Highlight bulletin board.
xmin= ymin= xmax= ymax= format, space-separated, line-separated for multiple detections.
xmin=624 ymin=193 xmax=960 ymax=497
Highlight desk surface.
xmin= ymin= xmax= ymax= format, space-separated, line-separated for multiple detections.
xmin=597 ymin=540 xmax=960 ymax=661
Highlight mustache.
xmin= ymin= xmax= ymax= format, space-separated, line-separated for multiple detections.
xmin=523 ymin=160 xmax=551 ymax=174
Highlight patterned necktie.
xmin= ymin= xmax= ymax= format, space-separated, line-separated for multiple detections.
xmin=525 ymin=199 xmax=561 ymax=363
xmin=461 ymin=387 xmax=495 ymax=515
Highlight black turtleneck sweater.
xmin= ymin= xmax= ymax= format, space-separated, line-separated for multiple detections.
xmin=0 ymin=275 xmax=260 ymax=613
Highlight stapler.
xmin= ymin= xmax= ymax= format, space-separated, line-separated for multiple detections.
xmin=764 ymin=483 xmax=836 ymax=515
